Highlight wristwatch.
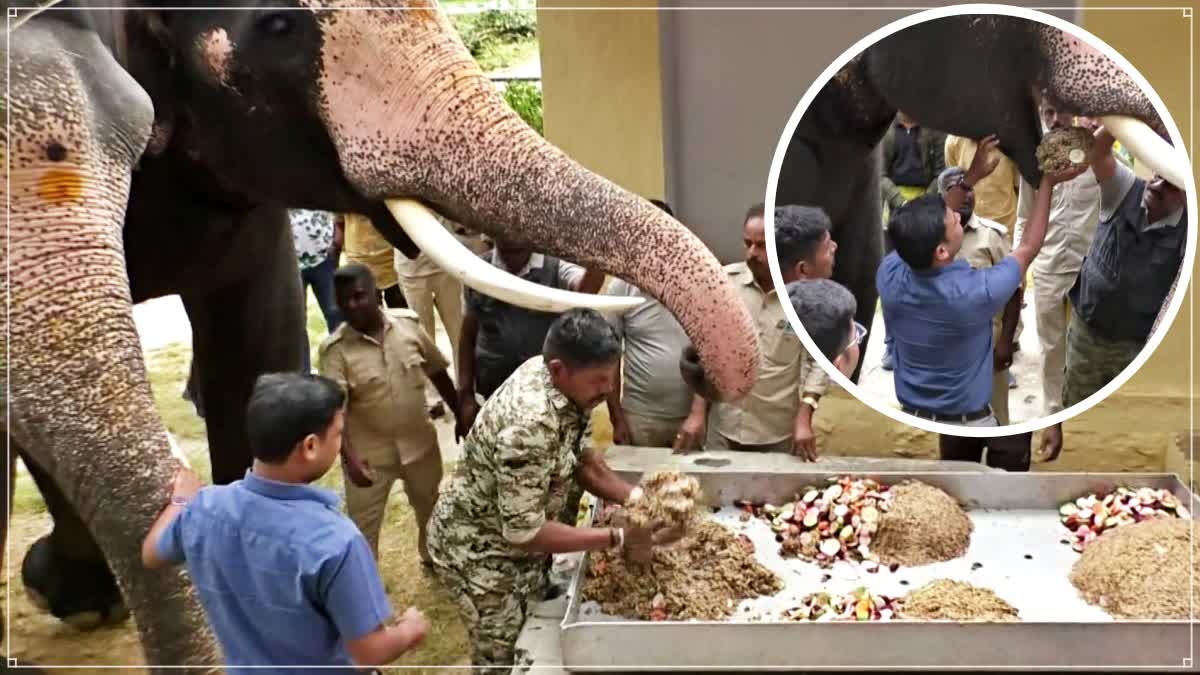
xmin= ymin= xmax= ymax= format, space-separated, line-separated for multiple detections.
xmin=802 ymin=395 xmax=821 ymax=410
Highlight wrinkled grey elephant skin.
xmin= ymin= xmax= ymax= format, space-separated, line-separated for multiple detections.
xmin=6 ymin=1 xmax=762 ymax=669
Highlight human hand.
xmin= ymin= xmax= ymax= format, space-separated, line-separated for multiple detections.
xmin=966 ymin=134 xmax=1003 ymax=185
xmin=395 ymin=607 xmax=428 ymax=646
xmin=457 ymin=396 xmax=480 ymax=440
xmin=171 ymin=467 xmax=203 ymax=502
xmin=1043 ymin=162 xmax=1090 ymax=187
xmin=671 ymin=413 xmax=705 ymax=454
xmin=611 ymin=415 xmax=633 ymax=446
xmin=344 ymin=456 xmax=376 ymax=488
xmin=1036 ymin=423 xmax=1064 ymax=462
xmin=791 ymin=418 xmax=817 ymax=462
xmin=993 ymin=341 xmax=1015 ymax=373
xmin=623 ymin=519 xmax=684 ymax=563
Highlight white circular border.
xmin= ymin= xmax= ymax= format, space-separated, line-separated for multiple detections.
xmin=764 ymin=2 xmax=1197 ymax=439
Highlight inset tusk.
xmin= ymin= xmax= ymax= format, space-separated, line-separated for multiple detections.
xmin=385 ymin=199 xmax=644 ymax=314
xmin=1101 ymin=115 xmax=1191 ymax=190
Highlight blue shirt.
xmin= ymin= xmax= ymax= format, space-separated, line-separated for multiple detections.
xmin=876 ymin=251 xmax=1021 ymax=415
xmin=156 ymin=471 xmax=392 ymax=673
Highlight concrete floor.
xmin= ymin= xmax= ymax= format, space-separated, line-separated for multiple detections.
xmin=854 ymin=296 xmax=1047 ymax=425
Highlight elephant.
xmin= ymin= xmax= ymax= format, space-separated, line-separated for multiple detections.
xmin=771 ymin=13 xmax=1187 ymax=383
xmin=5 ymin=1 xmax=760 ymax=668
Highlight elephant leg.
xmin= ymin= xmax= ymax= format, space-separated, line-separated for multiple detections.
xmin=184 ymin=207 xmax=308 ymax=485
xmin=831 ymin=157 xmax=884 ymax=385
xmin=17 ymin=440 xmax=128 ymax=629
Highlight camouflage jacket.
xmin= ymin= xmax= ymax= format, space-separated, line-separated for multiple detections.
xmin=428 ymin=357 xmax=587 ymax=594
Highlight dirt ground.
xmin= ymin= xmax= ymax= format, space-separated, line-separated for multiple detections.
xmin=7 ymin=288 xmax=1192 ymax=670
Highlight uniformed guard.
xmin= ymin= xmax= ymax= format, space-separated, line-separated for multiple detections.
xmin=427 ymin=309 xmax=682 ymax=674
xmin=318 ymin=263 xmax=460 ymax=565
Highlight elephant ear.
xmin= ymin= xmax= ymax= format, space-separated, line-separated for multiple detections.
xmin=118 ymin=6 xmax=178 ymax=159
xmin=810 ymin=56 xmax=896 ymax=150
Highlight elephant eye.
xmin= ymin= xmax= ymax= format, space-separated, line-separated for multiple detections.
xmin=257 ymin=12 xmax=293 ymax=37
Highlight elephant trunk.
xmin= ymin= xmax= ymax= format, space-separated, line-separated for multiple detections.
xmin=7 ymin=32 xmax=219 ymax=669
xmin=314 ymin=7 xmax=759 ymax=399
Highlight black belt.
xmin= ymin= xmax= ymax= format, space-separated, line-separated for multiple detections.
xmin=901 ymin=405 xmax=993 ymax=423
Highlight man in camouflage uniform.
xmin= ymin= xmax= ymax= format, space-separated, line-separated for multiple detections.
xmin=427 ymin=309 xmax=682 ymax=674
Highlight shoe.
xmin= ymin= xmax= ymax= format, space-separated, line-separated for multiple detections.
xmin=429 ymin=402 xmax=445 ymax=420
xmin=1008 ymin=371 xmax=1017 ymax=389
xmin=881 ymin=350 xmax=894 ymax=371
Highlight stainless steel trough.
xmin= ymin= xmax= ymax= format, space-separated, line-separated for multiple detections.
xmin=559 ymin=469 xmax=1200 ymax=671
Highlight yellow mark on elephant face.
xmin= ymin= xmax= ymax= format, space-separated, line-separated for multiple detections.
xmin=37 ymin=169 xmax=84 ymax=204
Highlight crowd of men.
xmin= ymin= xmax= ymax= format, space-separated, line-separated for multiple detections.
xmin=138 ymin=111 xmax=1185 ymax=674
xmin=878 ymin=105 xmax=1186 ymax=470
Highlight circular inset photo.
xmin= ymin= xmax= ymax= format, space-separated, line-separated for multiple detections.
xmin=764 ymin=4 xmax=1196 ymax=439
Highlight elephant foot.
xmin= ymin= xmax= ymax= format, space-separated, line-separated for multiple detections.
xmin=21 ymin=534 xmax=130 ymax=630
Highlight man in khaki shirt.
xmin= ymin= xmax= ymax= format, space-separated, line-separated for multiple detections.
xmin=342 ymin=212 xmax=407 ymax=309
xmin=1012 ymin=104 xmax=1102 ymax=420
xmin=937 ymin=167 xmax=1033 ymax=471
xmin=318 ymin=263 xmax=460 ymax=564
xmin=702 ymin=204 xmax=836 ymax=459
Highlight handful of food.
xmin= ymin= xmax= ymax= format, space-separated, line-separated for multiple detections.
xmin=1036 ymin=126 xmax=1094 ymax=174
xmin=1060 ymin=486 xmax=1191 ymax=552
xmin=746 ymin=476 xmax=895 ymax=568
xmin=784 ymin=586 xmax=902 ymax=622
xmin=622 ymin=471 xmax=702 ymax=531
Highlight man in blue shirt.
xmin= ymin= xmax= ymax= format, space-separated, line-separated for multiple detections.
xmin=142 ymin=372 xmax=427 ymax=672
xmin=877 ymin=137 xmax=1085 ymax=426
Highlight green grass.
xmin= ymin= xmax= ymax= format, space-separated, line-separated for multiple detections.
xmin=9 ymin=292 xmax=470 ymax=669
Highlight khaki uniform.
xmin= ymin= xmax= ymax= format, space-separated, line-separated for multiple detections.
xmin=427 ymin=357 xmax=588 ymax=674
xmin=707 ymin=263 xmax=827 ymax=451
xmin=343 ymin=213 xmax=399 ymax=291
xmin=945 ymin=136 xmax=1021 ymax=230
xmin=954 ymin=215 xmax=1015 ymax=425
xmin=1013 ymin=166 xmax=1101 ymax=416
xmin=317 ymin=309 xmax=449 ymax=561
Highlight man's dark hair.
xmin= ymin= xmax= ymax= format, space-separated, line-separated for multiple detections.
xmin=775 ymin=205 xmax=832 ymax=270
xmin=887 ymin=194 xmax=949 ymax=270
xmin=246 ymin=372 xmax=346 ymax=463
xmin=543 ymin=308 xmax=622 ymax=369
xmin=333 ymin=262 xmax=376 ymax=292
xmin=744 ymin=202 xmax=765 ymax=223
xmin=649 ymin=199 xmax=674 ymax=216
xmin=787 ymin=279 xmax=857 ymax=362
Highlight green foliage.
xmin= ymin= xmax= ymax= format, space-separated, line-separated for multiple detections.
xmin=451 ymin=9 xmax=537 ymax=66
xmin=503 ymin=81 xmax=544 ymax=136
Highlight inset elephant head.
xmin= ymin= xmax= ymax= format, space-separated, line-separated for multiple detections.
xmin=832 ymin=14 xmax=1184 ymax=188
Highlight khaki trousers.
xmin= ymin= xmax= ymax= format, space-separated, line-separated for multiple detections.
xmin=397 ymin=270 xmax=464 ymax=406
xmin=990 ymin=369 xmax=1010 ymax=426
xmin=624 ymin=412 xmax=688 ymax=448
xmin=1032 ymin=271 xmax=1076 ymax=416
xmin=343 ymin=446 xmax=443 ymax=563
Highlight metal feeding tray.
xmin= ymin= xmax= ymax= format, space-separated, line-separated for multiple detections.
xmin=559 ymin=470 xmax=1200 ymax=671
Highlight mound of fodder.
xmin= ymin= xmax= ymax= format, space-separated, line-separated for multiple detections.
xmin=872 ymin=481 xmax=973 ymax=567
xmin=898 ymin=579 xmax=1019 ymax=621
xmin=1070 ymin=517 xmax=1200 ymax=619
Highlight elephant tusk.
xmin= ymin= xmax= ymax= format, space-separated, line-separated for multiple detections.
xmin=1100 ymin=115 xmax=1191 ymax=190
xmin=166 ymin=430 xmax=191 ymax=469
xmin=384 ymin=199 xmax=644 ymax=314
